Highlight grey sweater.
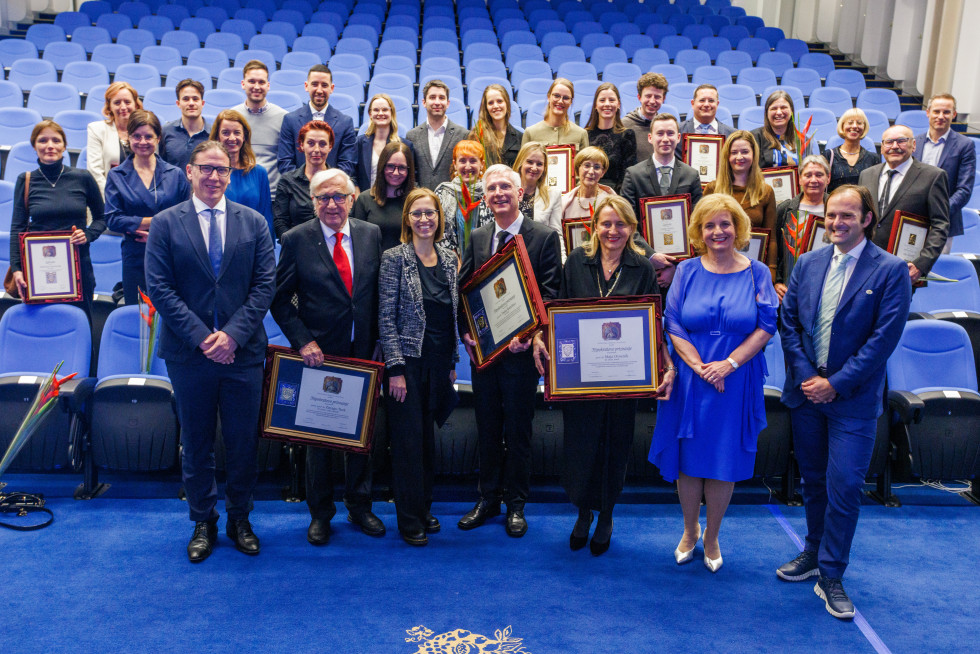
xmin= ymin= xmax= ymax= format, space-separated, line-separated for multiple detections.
xmin=233 ymin=102 xmax=288 ymax=200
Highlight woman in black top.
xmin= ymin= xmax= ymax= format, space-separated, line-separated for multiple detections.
xmin=10 ymin=120 xmax=106 ymax=318
xmin=468 ymin=84 xmax=523 ymax=168
xmin=533 ymin=196 xmax=675 ymax=555
xmin=823 ymin=108 xmax=880 ymax=192
xmin=585 ymin=82 xmax=637 ymax=192
xmin=273 ymin=120 xmax=333 ymax=241
xmin=751 ymin=90 xmax=805 ymax=168
xmin=378 ymin=187 xmax=459 ymax=546
xmin=352 ymin=141 xmax=416 ymax=252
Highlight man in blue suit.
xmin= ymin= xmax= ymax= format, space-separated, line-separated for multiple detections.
xmin=145 ymin=141 xmax=277 ymax=563
xmin=778 ymin=185 xmax=911 ymax=619
xmin=914 ymin=93 xmax=976 ymax=250
xmin=277 ymin=65 xmax=357 ymax=177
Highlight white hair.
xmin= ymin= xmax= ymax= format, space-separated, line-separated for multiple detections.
xmin=310 ymin=168 xmax=354 ymax=196
xmin=483 ymin=163 xmax=520 ymax=187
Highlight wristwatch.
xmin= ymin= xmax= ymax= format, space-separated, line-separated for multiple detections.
xmin=727 ymin=357 xmax=739 ymax=370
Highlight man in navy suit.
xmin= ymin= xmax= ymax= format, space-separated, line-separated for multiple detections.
xmin=145 ymin=141 xmax=277 ymax=563
xmin=277 ymin=65 xmax=357 ymax=177
xmin=675 ymin=84 xmax=736 ymax=158
xmin=778 ymin=185 xmax=911 ymax=619
xmin=914 ymin=93 xmax=976 ymax=251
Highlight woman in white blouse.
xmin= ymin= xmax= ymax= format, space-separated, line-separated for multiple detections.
xmin=86 ymin=81 xmax=143 ymax=194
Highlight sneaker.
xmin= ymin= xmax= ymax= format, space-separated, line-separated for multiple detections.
xmin=815 ymin=576 xmax=855 ymax=619
xmin=777 ymin=550 xmax=819 ymax=581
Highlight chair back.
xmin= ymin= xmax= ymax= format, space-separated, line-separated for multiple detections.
xmin=887 ymin=320 xmax=978 ymax=394
xmin=0 ymin=304 xmax=92 ymax=376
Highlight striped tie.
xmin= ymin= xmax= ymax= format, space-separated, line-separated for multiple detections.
xmin=813 ymin=253 xmax=851 ymax=368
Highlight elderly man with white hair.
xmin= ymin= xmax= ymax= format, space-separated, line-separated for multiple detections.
xmin=456 ymin=164 xmax=563 ymax=537
xmin=271 ymin=168 xmax=386 ymax=545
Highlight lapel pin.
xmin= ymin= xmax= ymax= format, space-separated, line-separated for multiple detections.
xmin=866 ymin=289 xmax=873 ymax=295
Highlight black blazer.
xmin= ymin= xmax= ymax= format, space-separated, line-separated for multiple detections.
xmin=353 ymin=133 xmax=416 ymax=192
xmin=560 ymin=246 xmax=659 ymax=300
xmin=750 ymin=126 xmax=800 ymax=168
xmin=774 ymin=193 xmax=827 ymax=285
xmin=620 ymin=157 xmax=704 ymax=223
xmin=858 ymin=159 xmax=950 ymax=276
xmin=271 ymin=217 xmax=383 ymax=359
xmin=405 ymin=119 xmax=467 ymax=189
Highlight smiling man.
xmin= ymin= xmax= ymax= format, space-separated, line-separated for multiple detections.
xmin=406 ymin=80 xmax=467 ymax=189
xmin=232 ymin=60 xmax=287 ymax=201
xmin=675 ymin=84 xmax=735 ymax=159
xmin=624 ymin=72 xmax=669 ymax=163
xmin=778 ymin=184 xmax=911 ymax=620
xmin=159 ymin=79 xmax=209 ymax=172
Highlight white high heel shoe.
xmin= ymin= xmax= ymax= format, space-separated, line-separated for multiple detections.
xmin=674 ymin=524 xmax=701 ymax=564
xmin=704 ymin=550 xmax=723 ymax=573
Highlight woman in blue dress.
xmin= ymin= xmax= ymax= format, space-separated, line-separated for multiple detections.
xmin=209 ymin=109 xmax=273 ymax=239
xmin=105 ymin=110 xmax=190 ymax=304
xmin=649 ymin=193 xmax=777 ymax=573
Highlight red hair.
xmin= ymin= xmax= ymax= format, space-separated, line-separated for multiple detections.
xmin=297 ymin=120 xmax=334 ymax=150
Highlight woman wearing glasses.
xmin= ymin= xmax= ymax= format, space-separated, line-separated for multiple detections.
xmin=522 ymin=78 xmax=590 ymax=151
xmin=378 ymin=188 xmax=460 ymax=546
xmin=352 ymin=142 xmax=417 ymax=252
xmin=209 ymin=109 xmax=273 ymax=240
xmin=274 ymin=120 xmax=334 ymax=241
xmin=105 ymin=110 xmax=190 ymax=304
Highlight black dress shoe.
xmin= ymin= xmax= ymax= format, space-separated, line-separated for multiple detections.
xmin=226 ymin=518 xmax=260 ymax=555
xmin=590 ymin=518 xmax=613 ymax=556
xmin=187 ymin=520 xmax=217 ymax=563
xmin=777 ymin=550 xmax=820 ymax=581
xmin=347 ymin=510 xmax=386 ymax=536
xmin=569 ymin=510 xmax=593 ymax=551
xmin=425 ymin=513 xmax=441 ymax=533
xmin=815 ymin=576 xmax=855 ymax=619
xmin=457 ymin=499 xmax=501 ymax=530
xmin=307 ymin=518 xmax=331 ymax=545
xmin=400 ymin=530 xmax=428 ymax=546
xmin=505 ymin=507 xmax=528 ymax=538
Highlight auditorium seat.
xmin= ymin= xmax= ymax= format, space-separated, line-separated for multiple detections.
xmin=692 ymin=65 xmax=733 ymax=89
xmin=0 ymin=82 xmax=22 ymax=110
xmin=95 ymin=13 xmax=133 ymax=41
xmin=651 ymin=64 xmax=688 ymax=88
xmin=808 ymin=87 xmax=853 ymax=118
xmin=0 ymin=39 xmax=38 ymax=69
xmin=161 ymin=30 xmax=202 ymax=59
xmin=858 ymin=88 xmax=903 ymax=122
xmin=674 ymin=49 xmax=712 ymax=76
xmin=114 ymin=63 xmax=161 ymax=97
xmin=799 ymin=52 xmax=836 ymax=80
xmin=7 ymin=59 xmax=57 ymax=95
xmin=41 ymin=41 xmax=87 ymax=72
xmin=54 ymin=11 xmax=91 ymax=37
xmin=619 ymin=34 xmax=654 ymax=60
xmin=179 ymin=17 xmax=216 ymax=45
xmin=698 ymin=36 xmax=733 ymax=63
xmin=25 ymin=24 xmax=67 ymax=53
xmin=91 ymin=43 xmax=136 ymax=75
xmin=165 ymin=65 xmax=214 ymax=90
xmin=826 ymin=68 xmax=867 ymax=99
xmin=116 ymin=29 xmax=156 ymax=58
xmin=761 ymin=85 xmax=805 ymax=114
xmin=204 ymin=33 xmax=246 ymax=62
xmin=659 ymin=35 xmax=694 ymax=61
xmin=735 ymin=66 xmax=777 ymax=97
xmin=138 ymin=15 xmax=175 ymax=42
xmin=0 ymin=108 xmax=44 ymax=151
xmin=89 ymin=233 xmax=123 ymax=296
xmin=735 ymin=37 xmax=770 ymax=63
xmin=632 ymin=48 xmax=671 ymax=72
xmin=756 ymin=52 xmax=794 ymax=80
xmin=895 ymin=109 xmax=930 ymax=134
xmin=142 ymin=87 xmax=181 ymax=123
xmin=736 ymin=106 xmax=764 ymax=131
xmin=775 ymin=38 xmax=809 ymax=63
xmin=557 ymin=62 xmax=598 ymax=83
xmin=717 ymin=83 xmax=757 ymax=117
xmin=3 ymin=142 xmax=69 ymax=181
xmin=26 ymin=82 xmax=80 ymax=117
xmin=187 ymin=48 xmax=232 ymax=81
xmin=138 ymin=46 xmax=182 ymax=77
xmin=202 ymin=89 xmax=246 ymax=120
xmin=511 ymin=61 xmax=554 ymax=96
xmin=909 ymin=256 xmax=980 ymax=375
xmin=797 ymin=108 xmax=838 ymax=145
xmin=420 ymin=57 xmax=464 ymax=85
xmin=779 ymin=68 xmax=822 ymax=98
xmin=580 ymin=33 xmax=616 ymax=60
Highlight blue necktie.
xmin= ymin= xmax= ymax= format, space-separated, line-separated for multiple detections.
xmin=207 ymin=208 xmax=222 ymax=277
xmin=814 ymin=253 xmax=851 ymax=367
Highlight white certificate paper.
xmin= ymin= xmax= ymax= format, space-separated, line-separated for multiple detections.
xmin=764 ymin=174 xmax=795 ymax=204
xmin=689 ymin=141 xmax=719 ymax=184
xmin=295 ymin=368 xmax=364 ymax=435
xmin=895 ymin=222 xmax=929 ymax=263
xmin=645 ymin=203 xmax=688 ymax=256
xmin=480 ymin=262 xmax=531 ymax=345
xmin=27 ymin=240 xmax=72 ymax=295
xmin=578 ymin=316 xmax=646 ymax=383
xmin=568 ymin=224 xmax=590 ymax=251
xmin=546 ymin=151 xmax=572 ymax=195
xmin=810 ymin=224 xmax=831 ymax=250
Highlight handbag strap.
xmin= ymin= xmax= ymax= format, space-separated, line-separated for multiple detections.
xmin=23 ymin=172 xmax=29 ymax=230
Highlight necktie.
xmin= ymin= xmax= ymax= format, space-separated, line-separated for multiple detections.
xmin=495 ymin=230 xmax=510 ymax=255
xmin=879 ymin=169 xmax=897 ymax=219
xmin=659 ymin=166 xmax=672 ymax=190
xmin=814 ymin=253 xmax=851 ymax=367
xmin=333 ymin=233 xmax=353 ymax=295
xmin=206 ymin=208 xmax=222 ymax=277
xmin=697 ymin=123 xmax=711 ymax=133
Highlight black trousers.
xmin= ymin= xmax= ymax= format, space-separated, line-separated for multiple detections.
xmin=561 ymin=399 xmax=637 ymax=513
xmin=471 ymin=352 xmax=539 ymax=507
xmin=305 ymin=447 xmax=373 ymax=521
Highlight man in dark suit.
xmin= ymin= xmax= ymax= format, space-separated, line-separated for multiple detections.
xmin=778 ymin=185 xmax=911 ymax=619
xmin=675 ymin=84 xmax=736 ymax=158
xmin=405 ymin=80 xmax=467 ymax=189
xmin=456 ymin=164 xmax=562 ymax=537
xmin=859 ymin=124 xmax=949 ymax=283
xmin=621 ymin=113 xmax=703 ymax=287
xmin=144 ymin=141 xmax=276 ymax=563
xmin=914 ymin=93 xmax=976 ymax=250
xmin=277 ymin=65 xmax=357 ymax=177
xmin=271 ymin=168 xmax=385 ymax=545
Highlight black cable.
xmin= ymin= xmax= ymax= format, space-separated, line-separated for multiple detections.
xmin=0 ymin=492 xmax=54 ymax=531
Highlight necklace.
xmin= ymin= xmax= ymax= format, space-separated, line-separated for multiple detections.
xmin=576 ymin=187 xmax=596 ymax=209
xmin=596 ymin=263 xmax=623 ymax=297
xmin=37 ymin=164 xmax=65 ymax=188
xmin=839 ymin=147 xmax=859 ymax=155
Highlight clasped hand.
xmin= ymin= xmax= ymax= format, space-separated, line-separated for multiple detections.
xmin=699 ymin=360 xmax=732 ymax=393
xmin=200 ymin=331 xmax=237 ymax=364
xmin=801 ymin=375 xmax=837 ymax=404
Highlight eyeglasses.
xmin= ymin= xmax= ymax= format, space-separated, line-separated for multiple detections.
xmin=130 ymin=133 xmax=158 ymax=143
xmin=409 ymin=209 xmax=437 ymax=220
xmin=550 ymin=93 xmax=572 ymax=102
xmin=384 ymin=164 xmax=409 ymax=174
xmin=313 ymin=192 xmax=350 ymax=205
xmin=882 ymin=137 xmax=911 ymax=146
xmin=191 ymin=164 xmax=232 ymax=177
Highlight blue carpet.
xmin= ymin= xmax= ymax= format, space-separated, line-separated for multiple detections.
xmin=1 ymin=497 xmax=977 ymax=653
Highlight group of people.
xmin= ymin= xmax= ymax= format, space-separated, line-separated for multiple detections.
xmin=6 ymin=61 xmax=974 ymax=623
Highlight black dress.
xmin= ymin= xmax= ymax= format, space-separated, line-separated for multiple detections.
xmin=587 ymin=127 xmax=638 ymax=193
xmin=272 ymin=167 xmax=315 ymax=241
xmin=559 ymin=246 xmax=659 ymax=513
xmin=10 ymin=161 xmax=106 ymax=318
xmin=823 ymin=145 xmax=879 ymax=192
xmin=351 ymin=191 xmax=406 ymax=252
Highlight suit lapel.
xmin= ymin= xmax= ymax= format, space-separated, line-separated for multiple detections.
xmin=433 ymin=124 xmax=456 ymax=170
xmin=312 ymin=220 xmax=343 ymax=287
xmin=884 ymin=161 xmax=921 ymax=218
xmin=349 ymin=219 xmax=366 ymax=295
xmin=178 ymin=201 xmax=214 ymax=277
xmin=837 ymin=243 xmax=879 ymax=312
xmin=646 ymin=159 xmax=663 ymax=195
xmin=216 ymin=203 xmax=241 ymax=280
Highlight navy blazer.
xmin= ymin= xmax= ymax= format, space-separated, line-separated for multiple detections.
xmin=277 ymin=103 xmax=357 ymax=177
xmin=353 ymin=133 xmax=415 ymax=192
xmin=914 ymin=129 xmax=977 ymax=237
xmin=675 ymin=119 xmax=735 ymax=159
xmin=779 ymin=240 xmax=911 ymax=419
xmin=144 ymin=198 xmax=277 ymax=366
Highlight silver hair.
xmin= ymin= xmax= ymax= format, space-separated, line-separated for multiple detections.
xmin=799 ymin=154 xmax=830 ymax=176
xmin=309 ymin=168 xmax=354 ymax=196
xmin=483 ymin=163 xmax=520 ymax=187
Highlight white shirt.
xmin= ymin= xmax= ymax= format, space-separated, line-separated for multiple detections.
xmin=320 ymin=219 xmax=354 ymax=282
xmin=651 ymin=154 xmax=675 ymax=184
xmin=694 ymin=119 xmax=719 ymax=134
xmin=426 ymin=120 xmax=447 ymax=164
xmin=491 ymin=214 xmax=524 ymax=254
xmin=921 ymin=128 xmax=950 ymax=167
xmin=309 ymin=101 xmax=328 ymax=121
xmin=821 ymin=238 xmax=867 ymax=307
xmin=192 ymin=194 xmax=227 ymax=253
xmin=880 ymin=156 xmax=913 ymax=207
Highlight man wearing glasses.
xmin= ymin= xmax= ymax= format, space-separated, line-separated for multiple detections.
xmin=271 ymin=168 xmax=385 ymax=545
xmin=145 ymin=141 xmax=276 ymax=563
xmin=859 ymin=125 xmax=949 ymax=282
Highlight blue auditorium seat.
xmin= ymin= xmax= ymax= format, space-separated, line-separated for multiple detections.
xmin=609 ymin=23 xmax=642 ymax=47
xmin=61 ymin=61 xmax=110 ymax=95
xmin=328 ymin=92 xmax=360 ymax=125
xmin=116 ymin=28 xmax=155 ymax=57
xmin=420 ymin=58 xmax=464 ymax=85
xmin=620 ymin=34 xmax=655 ymax=60
xmin=895 ymin=110 xmax=929 ymax=134
xmin=204 ymin=33 xmax=246 ymax=62
xmin=157 ymin=5 xmax=190 ymax=27
xmin=674 ymin=49 xmax=711 ymax=76
xmin=187 ymin=48 xmax=231 ymax=80
xmin=632 ymin=48 xmax=671 ymax=72
xmin=114 ymin=63 xmax=161 ymax=96
xmin=826 ymin=68 xmax=867 ymax=99
xmin=857 ymin=89 xmax=903 ymax=122
xmin=272 ymin=9 xmax=306 ymax=34
xmin=651 ymin=64 xmax=688 ymax=88
xmin=142 ymin=87 xmax=181 ymax=123
xmin=377 ymin=39 xmax=418 ymax=63
xmin=557 ymin=62 xmax=598 ymax=83
xmin=269 ymin=69 xmax=307 ymax=99
xmin=4 ymin=141 xmax=69 ymax=181
xmin=735 ymin=67 xmax=777 ymax=97
xmin=692 ymin=65 xmax=732 ymax=88
xmin=7 ymin=59 xmax=57 ymax=93
xmin=808 ymin=87 xmax=853 ymax=118
xmin=590 ymin=46 xmax=629 ymax=73
xmin=138 ymin=46 xmax=182 ymax=76
xmin=54 ymin=13 xmax=92 ymax=38
xmin=462 ymin=43 xmax=501 ymax=66
xmin=249 ymin=34 xmax=288 ymax=63
xmin=95 ymin=13 xmax=132 ymax=41
xmin=89 ymin=233 xmax=123 ymax=295
xmin=0 ymin=39 xmax=38 ymax=69
xmin=202 ymin=89 xmax=246 ymax=120
xmin=736 ymin=15 xmax=765 ymax=36
xmin=703 ymin=15 xmax=732 ymax=36
xmin=717 ymin=83 xmax=757 ymax=117
xmin=166 ymin=65 xmax=212 ymax=89
xmin=375 ymin=55 xmax=419 ymax=83
xmin=799 ymin=52 xmax=835 ymax=80
xmin=511 ymin=61 xmax=553 ymax=95
xmin=718 ymin=24 xmax=750 ymax=45
xmin=161 ymin=30 xmax=201 ymax=59
xmin=669 ymin=82 xmax=697 ymax=109
xmin=776 ymin=38 xmax=809 ymax=63
xmin=737 ymin=106 xmax=764 ymax=131
xmin=952 ymin=209 xmax=980 ymax=254
xmin=179 ymin=17 xmax=215 ymax=45
xmin=42 ymin=41 xmax=87 ymax=72
xmin=233 ymin=49 xmax=276 ymax=73
xmin=698 ymin=36 xmax=733 ymax=63
xmin=754 ymin=26 xmax=785 ymax=48
xmin=736 ymin=37 xmax=770 ymax=63
xmin=0 ymin=81 xmax=22 ymax=110
xmin=26 ymin=82 xmax=80 ymax=117
xmin=26 ymin=24 xmax=67 ymax=52
xmin=331 ymin=71 xmax=366 ymax=103
xmin=796 ymin=107 xmax=838 ymax=145
xmin=516 ymin=78 xmax=555 ymax=113
xmin=779 ymin=68 xmax=822 ymax=97
xmin=79 ymin=1 xmax=112 ymax=23
xmin=329 ymin=53 xmax=372 ymax=83
xmin=756 ymin=52 xmax=794 ymax=80
xmin=215 ymin=67 xmax=243 ymax=91
xmin=69 ymin=26 xmax=110 ymax=54
xmin=220 ymin=18 xmax=257 ymax=43
xmin=464 ymin=59 xmax=508 ymax=84
xmin=660 ymin=35 xmax=694 ymax=60
xmin=138 ymin=15 xmax=174 ymax=41
xmin=506 ymin=44 xmax=545 ymax=71
xmin=540 ymin=32 xmax=577 ymax=56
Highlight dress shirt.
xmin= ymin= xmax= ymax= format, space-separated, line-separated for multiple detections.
xmin=159 ymin=118 xmax=209 ymax=172
xmin=426 ymin=120 xmax=447 ymax=165
xmin=920 ymin=129 xmax=950 ymax=167
xmin=192 ymin=194 xmax=227 ymax=252
xmin=491 ymin=214 xmax=524 ymax=253
xmin=695 ymin=119 xmax=719 ymax=134
xmin=652 ymin=155 xmax=675 ymax=184
xmin=821 ymin=238 xmax=867 ymax=307
xmin=879 ymin=156 xmax=914 ymax=207
xmin=320 ymin=219 xmax=355 ymax=281
xmin=309 ymin=101 xmax=328 ymax=121
xmin=245 ymin=102 xmax=270 ymax=115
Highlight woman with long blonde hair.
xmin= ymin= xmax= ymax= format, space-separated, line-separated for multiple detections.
xmin=469 ymin=84 xmax=523 ymax=167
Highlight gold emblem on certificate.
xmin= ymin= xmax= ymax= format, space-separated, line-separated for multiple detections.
xmin=639 ymin=194 xmax=692 ymax=259
xmin=761 ymin=166 xmax=800 ymax=204
xmin=682 ymin=133 xmax=725 ymax=186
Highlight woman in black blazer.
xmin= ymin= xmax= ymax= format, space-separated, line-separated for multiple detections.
xmin=354 ymin=93 xmax=415 ymax=193
xmin=751 ymin=90 xmax=807 ymax=168
xmin=378 ymin=187 xmax=460 ymax=546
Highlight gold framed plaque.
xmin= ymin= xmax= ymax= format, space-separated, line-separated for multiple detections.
xmin=761 ymin=166 xmax=799 ymax=204
xmin=681 ymin=133 xmax=725 ymax=187
xmin=638 ymin=193 xmax=692 ymax=259
xmin=19 ymin=231 xmax=83 ymax=304
xmin=561 ymin=216 xmax=592 ymax=255
xmin=886 ymin=211 xmax=930 ymax=263
xmin=544 ymin=144 xmax=576 ymax=196
xmin=739 ymin=228 xmax=771 ymax=261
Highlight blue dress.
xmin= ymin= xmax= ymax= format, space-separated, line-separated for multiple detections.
xmin=226 ymin=165 xmax=273 ymax=240
xmin=649 ymin=257 xmax=778 ymax=482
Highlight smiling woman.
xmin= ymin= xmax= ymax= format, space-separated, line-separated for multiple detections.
xmin=210 ymin=109 xmax=274 ymax=239
xmin=521 ymin=78 xmax=590 ymax=151
xmin=87 ymin=81 xmax=144 ymax=194
xmin=434 ymin=139 xmax=495 ymax=254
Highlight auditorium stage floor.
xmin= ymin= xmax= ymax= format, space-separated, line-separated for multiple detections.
xmin=1 ymin=481 xmax=976 ymax=654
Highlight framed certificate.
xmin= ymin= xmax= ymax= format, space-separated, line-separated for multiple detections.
xmin=681 ymin=133 xmax=725 ymax=186
xmin=887 ymin=211 xmax=930 ymax=263
xmin=739 ymin=228 xmax=770 ymax=261
xmin=561 ymin=216 xmax=592 ymax=255
xmin=761 ymin=166 xmax=799 ymax=204
xmin=19 ymin=231 xmax=83 ymax=304
xmin=802 ymin=216 xmax=831 ymax=252
xmin=639 ymin=194 xmax=692 ymax=259
xmin=545 ymin=144 xmax=576 ymax=195
xmin=460 ymin=234 xmax=548 ymax=370
xmin=259 ymin=346 xmax=384 ymax=453
xmin=544 ymin=296 xmax=664 ymax=401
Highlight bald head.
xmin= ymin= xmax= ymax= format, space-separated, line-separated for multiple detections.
xmin=881 ymin=125 xmax=914 ymax=168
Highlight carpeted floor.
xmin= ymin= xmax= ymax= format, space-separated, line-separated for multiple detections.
xmin=1 ymin=488 xmax=976 ymax=653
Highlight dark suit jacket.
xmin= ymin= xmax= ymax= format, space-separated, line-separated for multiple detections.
xmin=750 ymin=126 xmax=812 ymax=168
xmin=858 ymin=159 xmax=950 ymax=275
xmin=675 ymin=119 xmax=735 ymax=159
xmin=620 ymin=157 xmax=704 ymax=224
xmin=914 ymin=129 xmax=976 ymax=237
xmin=353 ymin=133 xmax=415 ymax=192
xmin=271 ymin=217 xmax=382 ymax=360
xmin=405 ymin=119 xmax=467 ymax=189
xmin=144 ymin=198 xmax=276 ymax=366
xmin=277 ymin=104 xmax=357 ymax=177
xmin=774 ymin=193 xmax=827 ymax=285
xmin=779 ymin=240 xmax=911 ymax=419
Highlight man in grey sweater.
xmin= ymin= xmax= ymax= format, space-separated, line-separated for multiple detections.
xmin=623 ymin=72 xmax=670 ymax=165
xmin=233 ymin=60 xmax=288 ymax=201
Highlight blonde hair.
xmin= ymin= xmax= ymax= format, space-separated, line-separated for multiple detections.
xmin=713 ymin=130 xmax=767 ymax=208
xmin=513 ymin=141 xmax=550 ymax=209
xmin=400 ymin=187 xmax=444 ymax=243
xmin=543 ymin=78 xmax=575 ymax=129
xmin=688 ymin=194 xmax=752 ymax=253
xmin=365 ymin=93 xmax=402 ymax=142
xmin=836 ymin=108 xmax=870 ymax=139
xmin=582 ymin=195 xmax=645 ymax=258
xmin=102 ymin=81 xmax=142 ymax=122
xmin=209 ymin=110 xmax=256 ymax=173
xmin=573 ymin=146 xmax=609 ymax=180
